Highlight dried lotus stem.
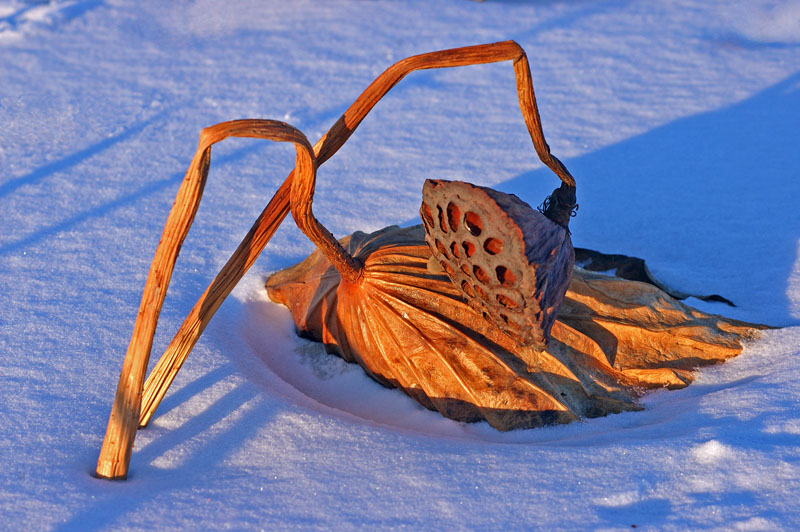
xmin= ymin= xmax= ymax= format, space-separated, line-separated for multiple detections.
xmin=96 ymin=120 xmax=314 ymax=480
xmin=313 ymin=40 xmax=575 ymax=188
xmin=138 ymin=178 xmax=292 ymax=428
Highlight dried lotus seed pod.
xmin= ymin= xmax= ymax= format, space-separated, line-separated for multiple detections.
xmin=420 ymin=179 xmax=574 ymax=349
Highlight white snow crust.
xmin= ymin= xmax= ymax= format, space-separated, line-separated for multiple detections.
xmin=1 ymin=1 xmax=799 ymax=530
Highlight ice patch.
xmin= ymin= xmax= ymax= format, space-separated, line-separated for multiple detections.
xmin=762 ymin=418 xmax=800 ymax=435
xmin=690 ymin=440 xmax=734 ymax=464
xmin=789 ymin=239 xmax=800 ymax=318
xmin=593 ymin=490 xmax=640 ymax=508
xmin=732 ymin=517 xmax=778 ymax=531
xmin=727 ymin=0 xmax=800 ymax=44
xmin=0 ymin=0 xmax=100 ymax=42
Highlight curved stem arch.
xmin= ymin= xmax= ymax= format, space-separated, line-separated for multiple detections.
xmin=96 ymin=120 xmax=314 ymax=480
xmin=314 ymin=40 xmax=575 ymax=187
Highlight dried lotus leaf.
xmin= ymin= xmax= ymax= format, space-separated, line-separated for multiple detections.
xmin=266 ymin=224 xmax=762 ymax=431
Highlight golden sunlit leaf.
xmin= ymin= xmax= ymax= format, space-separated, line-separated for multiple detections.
xmin=267 ymin=224 xmax=762 ymax=430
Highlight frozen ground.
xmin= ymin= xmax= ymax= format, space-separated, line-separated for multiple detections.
xmin=1 ymin=0 xmax=799 ymax=530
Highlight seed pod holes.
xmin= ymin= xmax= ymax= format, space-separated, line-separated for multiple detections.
xmin=421 ymin=179 xmax=575 ymax=349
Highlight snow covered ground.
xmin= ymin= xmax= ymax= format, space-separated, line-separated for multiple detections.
xmin=2 ymin=0 xmax=799 ymax=530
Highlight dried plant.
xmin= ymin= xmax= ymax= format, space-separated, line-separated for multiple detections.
xmin=97 ymin=42 xmax=762 ymax=480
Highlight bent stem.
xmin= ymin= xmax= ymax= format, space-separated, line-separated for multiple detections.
xmin=137 ymin=177 xmax=292 ymax=428
xmin=96 ymin=120 xmax=314 ymax=480
xmin=314 ymin=40 xmax=575 ymax=188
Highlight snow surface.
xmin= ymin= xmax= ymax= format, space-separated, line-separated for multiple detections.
xmin=2 ymin=0 xmax=800 ymax=530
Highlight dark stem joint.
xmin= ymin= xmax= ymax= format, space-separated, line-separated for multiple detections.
xmin=538 ymin=182 xmax=578 ymax=231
